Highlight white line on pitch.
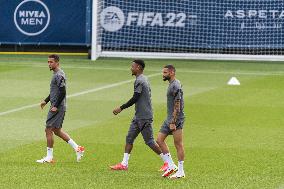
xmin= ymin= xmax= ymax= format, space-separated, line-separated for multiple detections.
xmin=0 ymin=73 xmax=160 ymax=117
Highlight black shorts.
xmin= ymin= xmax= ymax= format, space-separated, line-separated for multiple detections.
xmin=46 ymin=110 xmax=65 ymax=128
xmin=160 ymin=118 xmax=184 ymax=135
xmin=126 ymin=118 xmax=155 ymax=146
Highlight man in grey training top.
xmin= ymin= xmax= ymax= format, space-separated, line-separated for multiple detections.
xmin=36 ymin=54 xmax=85 ymax=163
xmin=110 ymin=59 xmax=167 ymax=170
xmin=156 ymin=65 xmax=186 ymax=179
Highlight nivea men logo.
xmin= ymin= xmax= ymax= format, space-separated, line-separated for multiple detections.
xmin=225 ymin=10 xmax=284 ymax=19
xmin=14 ymin=0 xmax=50 ymax=36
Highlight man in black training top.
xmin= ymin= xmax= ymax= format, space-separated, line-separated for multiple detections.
xmin=110 ymin=59 xmax=167 ymax=170
xmin=36 ymin=54 xmax=85 ymax=163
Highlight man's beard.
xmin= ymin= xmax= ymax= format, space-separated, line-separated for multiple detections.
xmin=163 ymin=76 xmax=170 ymax=81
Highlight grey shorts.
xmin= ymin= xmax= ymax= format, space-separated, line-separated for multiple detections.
xmin=160 ymin=119 xmax=184 ymax=135
xmin=46 ymin=110 xmax=65 ymax=128
xmin=126 ymin=118 xmax=155 ymax=146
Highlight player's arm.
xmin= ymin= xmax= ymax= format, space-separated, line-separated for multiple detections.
xmin=171 ymin=99 xmax=181 ymax=123
xmin=40 ymin=95 xmax=50 ymax=109
xmin=113 ymin=81 xmax=142 ymax=115
xmin=50 ymin=75 xmax=66 ymax=112
xmin=113 ymin=92 xmax=141 ymax=115
xmin=120 ymin=92 xmax=141 ymax=110
xmin=170 ymin=88 xmax=182 ymax=130
xmin=44 ymin=95 xmax=50 ymax=103
xmin=52 ymin=86 xmax=66 ymax=110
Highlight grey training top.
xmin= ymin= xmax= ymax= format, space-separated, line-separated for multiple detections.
xmin=167 ymin=79 xmax=184 ymax=121
xmin=134 ymin=74 xmax=153 ymax=120
xmin=50 ymin=69 xmax=66 ymax=111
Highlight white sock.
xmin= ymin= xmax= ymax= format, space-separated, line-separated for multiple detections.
xmin=178 ymin=160 xmax=184 ymax=173
xmin=68 ymin=139 xmax=79 ymax=151
xmin=165 ymin=153 xmax=175 ymax=167
xmin=160 ymin=153 xmax=167 ymax=163
xmin=46 ymin=147 xmax=53 ymax=159
xmin=121 ymin=153 xmax=130 ymax=166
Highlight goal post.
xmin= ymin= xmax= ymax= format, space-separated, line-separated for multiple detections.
xmin=92 ymin=0 xmax=284 ymax=61
xmin=91 ymin=0 xmax=99 ymax=60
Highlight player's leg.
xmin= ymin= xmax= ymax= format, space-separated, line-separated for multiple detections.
xmin=46 ymin=127 xmax=54 ymax=149
xmin=156 ymin=132 xmax=170 ymax=154
xmin=45 ymin=111 xmax=56 ymax=159
xmin=156 ymin=132 xmax=171 ymax=171
xmin=170 ymin=128 xmax=185 ymax=179
xmin=36 ymin=111 xmax=57 ymax=163
xmin=139 ymin=119 xmax=170 ymax=172
xmin=49 ymin=110 xmax=84 ymax=162
xmin=124 ymin=143 xmax=133 ymax=154
xmin=110 ymin=119 xmax=139 ymax=170
xmin=157 ymin=120 xmax=177 ymax=175
xmin=46 ymin=127 xmax=54 ymax=159
xmin=124 ymin=119 xmax=140 ymax=154
xmin=53 ymin=127 xmax=70 ymax=142
xmin=36 ymin=127 xmax=55 ymax=163
xmin=172 ymin=129 xmax=184 ymax=161
xmin=148 ymin=142 xmax=163 ymax=155
xmin=53 ymin=127 xmax=85 ymax=162
xmin=140 ymin=120 xmax=162 ymax=155
xmin=123 ymin=120 xmax=140 ymax=166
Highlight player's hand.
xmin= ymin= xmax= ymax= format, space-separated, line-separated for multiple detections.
xmin=169 ymin=123 xmax=176 ymax=131
xmin=50 ymin=106 xmax=58 ymax=112
xmin=40 ymin=101 xmax=47 ymax=109
xmin=113 ymin=107 xmax=122 ymax=115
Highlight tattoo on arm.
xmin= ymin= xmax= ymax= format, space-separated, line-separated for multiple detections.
xmin=171 ymin=99 xmax=180 ymax=124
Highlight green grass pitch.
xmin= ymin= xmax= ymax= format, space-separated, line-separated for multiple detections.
xmin=0 ymin=55 xmax=283 ymax=188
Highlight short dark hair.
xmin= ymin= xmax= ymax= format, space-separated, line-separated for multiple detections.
xmin=164 ymin=64 xmax=176 ymax=72
xmin=48 ymin=54 xmax=60 ymax=62
xmin=133 ymin=59 xmax=145 ymax=70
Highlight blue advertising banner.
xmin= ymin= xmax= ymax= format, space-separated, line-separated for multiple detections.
xmin=0 ymin=0 xmax=91 ymax=45
xmin=100 ymin=0 xmax=284 ymax=49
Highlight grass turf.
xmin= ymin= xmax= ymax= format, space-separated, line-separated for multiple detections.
xmin=0 ymin=55 xmax=283 ymax=188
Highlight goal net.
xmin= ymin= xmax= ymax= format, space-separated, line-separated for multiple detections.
xmin=92 ymin=0 xmax=284 ymax=61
